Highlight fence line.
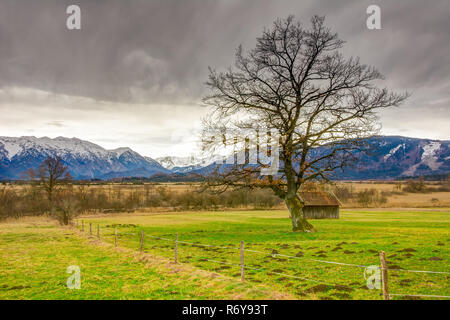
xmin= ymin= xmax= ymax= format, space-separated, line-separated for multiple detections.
xmin=201 ymin=258 xmax=239 ymax=267
xmin=104 ymin=228 xmax=450 ymax=275
xmin=245 ymin=249 xmax=369 ymax=268
xmin=75 ymin=221 xmax=450 ymax=299
xmin=94 ymin=228 xmax=353 ymax=287
xmin=145 ymin=234 xmax=173 ymax=242
xmin=246 ymin=249 xmax=450 ymax=274
xmin=388 ymin=293 xmax=450 ymax=299
xmin=243 ymin=264 xmax=337 ymax=286
xmin=201 ymin=258 xmax=337 ymax=286
xmin=382 ymin=267 xmax=450 ymax=275
xmin=177 ymin=240 xmax=239 ymax=251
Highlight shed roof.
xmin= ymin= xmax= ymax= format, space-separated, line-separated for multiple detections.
xmin=297 ymin=191 xmax=341 ymax=207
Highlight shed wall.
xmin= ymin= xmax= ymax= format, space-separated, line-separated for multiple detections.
xmin=303 ymin=206 xmax=339 ymax=219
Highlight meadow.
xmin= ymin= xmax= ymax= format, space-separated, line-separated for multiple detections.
xmin=1 ymin=209 xmax=448 ymax=300
xmin=0 ymin=217 xmax=292 ymax=300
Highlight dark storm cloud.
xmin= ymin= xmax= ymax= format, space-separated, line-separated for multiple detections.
xmin=0 ymin=0 xmax=447 ymax=102
xmin=0 ymin=0 xmax=285 ymax=103
xmin=0 ymin=0 xmax=449 ymax=142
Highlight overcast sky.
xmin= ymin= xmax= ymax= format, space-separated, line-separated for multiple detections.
xmin=0 ymin=0 xmax=449 ymax=158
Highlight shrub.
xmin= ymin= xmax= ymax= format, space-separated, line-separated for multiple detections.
xmin=0 ymin=183 xmax=284 ymax=219
xmin=403 ymin=178 xmax=427 ymax=193
xmin=356 ymin=188 xmax=388 ymax=207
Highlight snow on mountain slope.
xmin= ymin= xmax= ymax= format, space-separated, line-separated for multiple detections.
xmin=0 ymin=136 xmax=107 ymax=159
xmin=383 ymin=144 xmax=404 ymax=161
xmin=0 ymin=136 xmax=168 ymax=179
xmin=156 ymin=155 xmax=214 ymax=172
xmin=2 ymin=141 xmax=21 ymax=160
xmin=110 ymin=147 xmax=133 ymax=157
xmin=193 ymin=136 xmax=450 ymax=180
xmin=0 ymin=135 xmax=449 ymax=180
xmin=402 ymin=141 xmax=443 ymax=176
xmin=421 ymin=141 xmax=442 ymax=170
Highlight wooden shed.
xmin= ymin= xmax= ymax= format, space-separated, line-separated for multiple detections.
xmin=297 ymin=191 xmax=340 ymax=219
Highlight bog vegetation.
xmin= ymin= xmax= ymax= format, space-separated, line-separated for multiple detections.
xmin=0 ymin=182 xmax=282 ymax=222
xmin=1 ymin=176 xmax=449 ymax=224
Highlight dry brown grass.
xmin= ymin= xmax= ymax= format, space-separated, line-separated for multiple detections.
xmin=3 ymin=180 xmax=450 ymax=213
xmin=88 ymin=181 xmax=450 ymax=208
xmin=337 ymin=181 xmax=450 ymax=208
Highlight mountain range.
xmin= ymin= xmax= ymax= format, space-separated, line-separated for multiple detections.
xmin=155 ymin=155 xmax=212 ymax=173
xmin=0 ymin=135 xmax=449 ymax=180
xmin=0 ymin=136 xmax=169 ymax=180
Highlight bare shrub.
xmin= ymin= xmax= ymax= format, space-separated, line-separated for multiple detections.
xmin=0 ymin=187 xmax=20 ymax=219
xmin=332 ymin=185 xmax=354 ymax=202
xmin=403 ymin=178 xmax=428 ymax=193
xmin=54 ymin=198 xmax=81 ymax=225
xmin=356 ymin=189 xmax=388 ymax=207
xmin=431 ymin=198 xmax=439 ymax=205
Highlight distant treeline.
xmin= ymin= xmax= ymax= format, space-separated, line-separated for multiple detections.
xmin=1 ymin=176 xmax=449 ymax=221
xmin=396 ymin=173 xmax=450 ymax=181
xmin=0 ymin=173 xmax=204 ymax=184
xmin=0 ymin=184 xmax=283 ymax=220
xmin=2 ymin=172 xmax=449 ymax=185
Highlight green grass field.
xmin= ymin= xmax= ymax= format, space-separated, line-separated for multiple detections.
xmin=0 ymin=209 xmax=449 ymax=300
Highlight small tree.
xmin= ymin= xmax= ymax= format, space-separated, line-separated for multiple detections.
xmin=54 ymin=195 xmax=80 ymax=226
xmin=37 ymin=157 xmax=76 ymax=225
xmin=37 ymin=157 xmax=73 ymax=203
xmin=201 ymin=16 xmax=409 ymax=232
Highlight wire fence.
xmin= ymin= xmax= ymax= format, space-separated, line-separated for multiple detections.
xmin=75 ymin=220 xmax=450 ymax=300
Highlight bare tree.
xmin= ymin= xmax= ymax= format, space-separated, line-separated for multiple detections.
xmin=201 ymin=16 xmax=409 ymax=232
xmin=21 ymin=168 xmax=37 ymax=182
xmin=53 ymin=195 xmax=80 ymax=226
xmin=37 ymin=157 xmax=73 ymax=203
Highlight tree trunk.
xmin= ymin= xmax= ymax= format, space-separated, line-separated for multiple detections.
xmin=62 ymin=211 xmax=69 ymax=225
xmin=285 ymin=196 xmax=316 ymax=232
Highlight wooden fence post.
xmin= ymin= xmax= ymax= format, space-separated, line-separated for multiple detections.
xmin=97 ymin=225 xmax=100 ymax=239
xmin=89 ymin=223 xmax=92 ymax=236
xmin=379 ymin=251 xmax=389 ymax=300
xmin=175 ymin=233 xmax=178 ymax=264
xmin=140 ymin=230 xmax=145 ymax=253
xmin=114 ymin=227 xmax=118 ymax=247
xmin=240 ymin=241 xmax=245 ymax=281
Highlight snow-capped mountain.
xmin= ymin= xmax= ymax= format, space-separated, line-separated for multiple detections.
xmin=333 ymin=136 xmax=450 ymax=179
xmin=192 ymin=136 xmax=450 ymax=180
xmin=0 ymin=135 xmax=448 ymax=180
xmin=0 ymin=136 xmax=168 ymax=180
xmin=156 ymin=156 xmax=214 ymax=173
